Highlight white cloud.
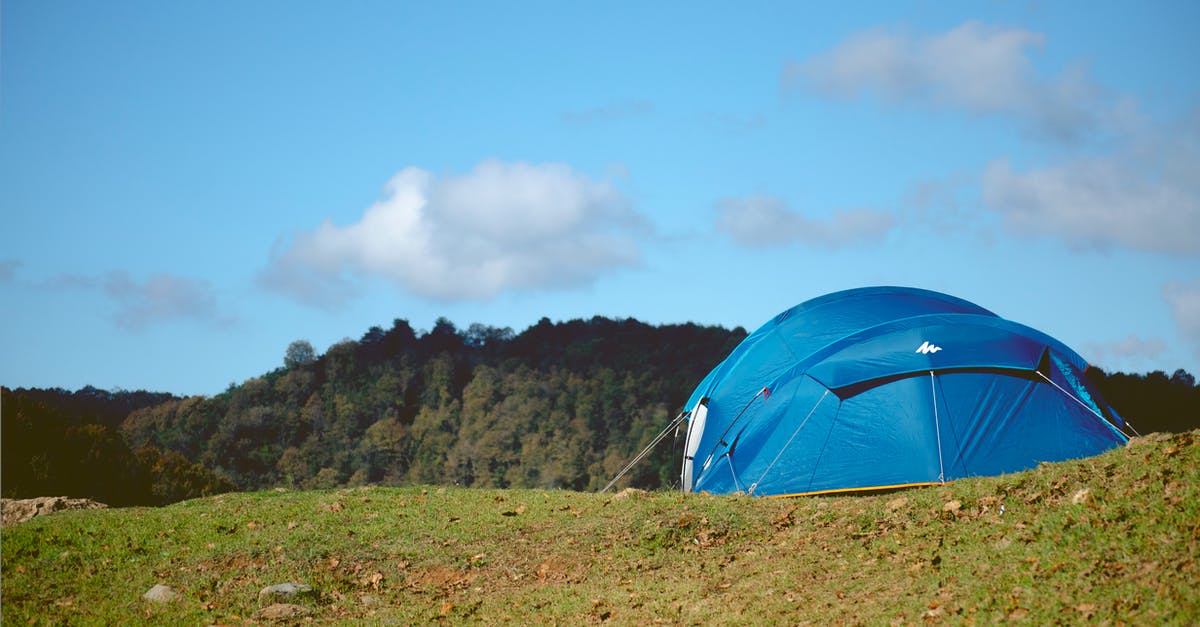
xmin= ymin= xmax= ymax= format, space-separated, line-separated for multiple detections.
xmin=981 ymin=111 xmax=1200 ymax=255
xmin=562 ymin=100 xmax=655 ymax=126
xmin=1084 ymin=334 xmax=1167 ymax=371
xmin=706 ymin=111 xmax=768 ymax=134
xmin=786 ymin=21 xmax=1200 ymax=258
xmin=104 ymin=272 xmax=230 ymax=331
xmin=785 ymin=21 xmax=1103 ymax=141
xmin=1164 ymin=279 xmax=1200 ymax=358
xmin=902 ymin=172 xmax=993 ymax=238
xmin=0 ymin=259 xmax=19 ymax=282
xmin=48 ymin=271 xmax=230 ymax=331
xmin=260 ymin=160 xmax=644 ymax=305
xmin=716 ymin=194 xmax=894 ymax=248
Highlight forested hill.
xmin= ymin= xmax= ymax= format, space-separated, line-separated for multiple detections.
xmin=4 ymin=317 xmax=745 ymax=504
xmin=3 ymin=316 xmax=1198 ymax=508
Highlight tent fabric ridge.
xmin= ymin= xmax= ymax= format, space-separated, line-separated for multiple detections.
xmin=775 ymin=286 xmax=999 ymax=323
xmin=761 ymin=312 xmax=1078 ymax=400
xmin=831 ymin=365 xmax=1042 ymax=399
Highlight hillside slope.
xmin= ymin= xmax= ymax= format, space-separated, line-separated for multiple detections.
xmin=3 ymin=430 xmax=1196 ymax=624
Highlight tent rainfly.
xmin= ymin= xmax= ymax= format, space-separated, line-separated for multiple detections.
xmin=679 ymin=286 xmax=1130 ymax=497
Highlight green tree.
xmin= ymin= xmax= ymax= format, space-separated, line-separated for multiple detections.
xmin=284 ymin=339 xmax=317 ymax=369
xmin=134 ymin=447 xmax=233 ymax=505
xmin=358 ymin=418 xmax=410 ymax=483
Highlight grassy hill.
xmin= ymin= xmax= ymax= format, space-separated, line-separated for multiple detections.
xmin=3 ymin=430 xmax=1197 ymax=625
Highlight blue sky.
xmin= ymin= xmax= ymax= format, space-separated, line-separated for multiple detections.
xmin=2 ymin=1 xmax=1198 ymax=396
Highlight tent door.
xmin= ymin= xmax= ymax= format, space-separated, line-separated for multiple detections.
xmin=681 ymin=400 xmax=708 ymax=492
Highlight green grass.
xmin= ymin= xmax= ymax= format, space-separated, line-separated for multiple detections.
xmin=4 ymin=430 xmax=1198 ymax=624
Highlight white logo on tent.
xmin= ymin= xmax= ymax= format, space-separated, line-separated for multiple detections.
xmin=915 ymin=341 xmax=942 ymax=354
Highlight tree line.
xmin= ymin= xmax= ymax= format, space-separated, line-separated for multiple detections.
xmin=1084 ymin=367 xmax=1199 ymax=435
xmin=2 ymin=387 xmax=233 ymax=506
xmin=3 ymin=316 xmax=1197 ymax=507
xmin=3 ymin=317 xmax=743 ymax=504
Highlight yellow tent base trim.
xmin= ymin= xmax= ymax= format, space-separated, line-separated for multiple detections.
xmin=763 ymin=481 xmax=944 ymax=499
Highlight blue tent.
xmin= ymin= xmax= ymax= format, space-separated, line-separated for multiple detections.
xmin=680 ymin=287 xmax=1128 ymax=496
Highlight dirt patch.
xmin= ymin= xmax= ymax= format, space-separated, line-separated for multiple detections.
xmin=407 ymin=565 xmax=476 ymax=597
xmin=606 ymin=487 xmax=646 ymax=504
xmin=1 ymin=497 xmax=108 ymax=527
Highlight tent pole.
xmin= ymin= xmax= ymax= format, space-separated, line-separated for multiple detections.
xmin=725 ymin=456 xmax=742 ymax=492
xmin=931 ymin=371 xmax=945 ymax=483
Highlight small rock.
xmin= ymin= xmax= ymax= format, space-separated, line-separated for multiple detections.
xmin=942 ymin=500 xmax=962 ymax=513
xmin=259 ymin=582 xmax=314 ymax=602
xmin=255 ymin=603 xmax=311 ymax=619
xmin=143 ymin=584 xmax=181 ymax=603
xmin=1071 ymin=488 xmax=1090 ymax=504
xmin=2 ymin=497 xmax=108 ymax=527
